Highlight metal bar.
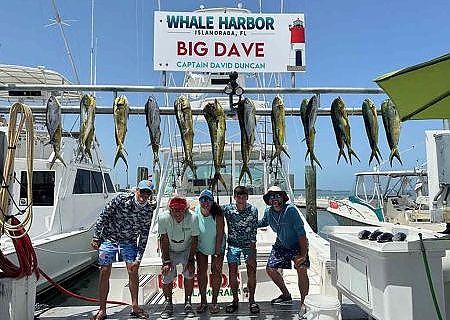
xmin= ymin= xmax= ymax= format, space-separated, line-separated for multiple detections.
xmin=0 ymin=105 xmax=370 ymax=116
xmin=0 ymin=84 xmax=385 ymax=95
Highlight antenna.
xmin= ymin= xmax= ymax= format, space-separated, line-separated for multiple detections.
xmin=47 ymin=0 xmax=80 ymax=84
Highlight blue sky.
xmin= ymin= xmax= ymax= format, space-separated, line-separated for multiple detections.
xmin=0 ymin=0 xmax=449 ymax=190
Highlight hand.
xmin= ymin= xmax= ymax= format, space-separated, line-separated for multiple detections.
xmin=161 ymin=264 xmax=172 ymax=275
xmin=293 ymin=255 xmax=306 ymax=268
xmin=90 ymin=239 xmax=99 ymax=250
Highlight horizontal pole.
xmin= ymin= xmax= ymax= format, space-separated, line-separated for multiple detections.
xmin=0 ymin=105 xmax=369 ymax=116
xmin=0 ymin=84 xmax=385 ymax=95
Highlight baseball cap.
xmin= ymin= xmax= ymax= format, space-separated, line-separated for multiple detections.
xmin=137 ymin=180 xmax=153 ymax=191
xmin=199 ymin=189 xmax=214 ymax=201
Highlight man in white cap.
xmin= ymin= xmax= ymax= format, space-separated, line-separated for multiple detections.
xmin=90 ymin=179 xmax=154 ymax=320
xmin=258 ymin=185 xmax=309 ymax=318
xmin=158 ymin=194 xmax=199 ymax=319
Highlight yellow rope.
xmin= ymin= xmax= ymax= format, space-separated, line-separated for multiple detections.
xmin=0 ymin=102 xmax=34 ymax=237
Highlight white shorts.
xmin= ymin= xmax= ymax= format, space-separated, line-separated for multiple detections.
xmin=161 ymin=250 xmax=194 ymax=284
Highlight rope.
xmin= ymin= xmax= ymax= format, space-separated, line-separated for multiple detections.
xmin=0 ymin=102 xmax=34 ymax=238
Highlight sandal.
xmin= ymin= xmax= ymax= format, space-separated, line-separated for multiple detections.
xmin=209 ymin=304 xmax=220 ymax=314
xmin=91 ymin=311 xmax=107 ymax=320
xmin=271 ymin=294 xmax=292 ymax=304
xmin=196 ymin=303 xmax=208 ymax=313
xmin=130 ymin=308 xmax=149 ymax=319
xmin=249 ymin=302 xmax=260 ymax=314
xmin=225 ymin=303 xmax=239 ymax=313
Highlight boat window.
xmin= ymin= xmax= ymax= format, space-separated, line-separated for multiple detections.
xmin=73 ymin=169 xmax=110 ymax=194
xmin=20 ymin=171 xmax=55 ymax=206
xmin=104 ymin=173 xmax=115 ymax=193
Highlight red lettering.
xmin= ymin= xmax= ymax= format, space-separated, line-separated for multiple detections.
xmin=177 ymin=274 xmax=183 ymax=288
xmin=227 ymin=43 xmax=240 ymax=57
xmin=255 ymin=42 xmax=264 ymax=57
xmin=242 ymin=43 xmax=254 ymax=56
xmin=177 ymin=41 xmax=208 ymax=56
xmin=177 ymin=41 xmax=187 ymax=56
xmin=215 ymin=42 xmax=226 ymax=56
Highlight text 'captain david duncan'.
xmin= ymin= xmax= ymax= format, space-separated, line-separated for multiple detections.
xmin=166 ymin=15 xmax=275 ymax=30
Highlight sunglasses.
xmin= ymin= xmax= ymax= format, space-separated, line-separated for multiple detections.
xmin=139 ymin=189 xmax=152 ymax=196
xmin=199 ymin=197 xmax=212 ymax=203
xmin=269 ymin=193 xmax=282 ymax=200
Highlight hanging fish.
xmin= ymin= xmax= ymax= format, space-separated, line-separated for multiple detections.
xmin=174 ymin=95 xmax=197 ymax=179
xmin=113 ymin=95 xmax=129 ymax=168
xmin=362 ymin=98 xmax=382 ymax=165
xmin=381 ymin=99 xmax=402 ymax=166
xmin=203 ymin=99 xmax=227 ymax=191
xmin=237 ymin=98 xmax=256 ymax=184
xmin=79 ymin=94 xmax=96 ymax=161
xmin=300 ymin=95 xmax=322 ymax=169
xmin=270 ymin=96 xmax=290 ymax=167
xmin=330 ymin=96 xmax=360 ymax=164
xmin=145 ymin=96 xmax=161 ymax=171
xmin=46 ymin=95 xmax=66 ymax=168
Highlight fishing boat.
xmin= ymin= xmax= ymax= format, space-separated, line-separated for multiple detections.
xmin=0 ymin=65 xmax=117 ymax=294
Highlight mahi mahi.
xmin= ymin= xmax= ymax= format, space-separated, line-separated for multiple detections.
xmin=174 ymin=95 xmax=197 ymax=179
xmin=80 ymin=94 xmax=96 ymax=161
xmin=300 ymin=96 xmax=322 ymax=169
xmin=237 ymin=97 xmax=256 ymax=184
xmin=145 ymin=96 xmax=161 ymax=171
xmin=361 ymin=98 xmax=382 ymax=165
xmin=113 ymin=95 xmax=129 ymax=168
xmin=381 ymin=99 xmax=402 ymax=166
xmin=203 ymin=99 xmax=227 ymax=191
xmin=270 ymin=96 xmax=290 ymax=167
xmin=46 ymin=95 xmax=66 ymax=168
xmin=330 ymin=96 xmax=360 ymax=164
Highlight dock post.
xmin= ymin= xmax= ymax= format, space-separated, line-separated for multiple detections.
xmin=305 ymin=165 xmax=317 ymax=233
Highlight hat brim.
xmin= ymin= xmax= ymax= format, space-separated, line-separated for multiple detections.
xmin=263 ymin=191 xmax=289 ymax=205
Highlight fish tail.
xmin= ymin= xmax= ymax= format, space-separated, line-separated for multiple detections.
xmin=50 ymin=151 xmax=66 ymax=169
xmin=304 ymin=149 xmax=310 ymax=161
xmin=238 ymin=163 xmax=252 ymax=184
xmin=214 ymin=171 xmax=228 ymax=192
xmin=152 ymin=155 xmax=161 ymax=172
xmin=114 ymin=144 xmax=128 ymax=168
xmin=348 ymin=147 xmax=360 ymax=165
xmin=281 ymin=146 xmax=290 ymax=158
xmin=310 ymin=151 xmax=322 ymax=169
xmin=337 ymin=148 xmax=348 ymax=164
xmin=389 ymin=148 xmax=402 ymax=166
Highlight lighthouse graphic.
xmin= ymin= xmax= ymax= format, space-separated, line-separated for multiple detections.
xmin=287 ymin=18 xmax=305 ymax=71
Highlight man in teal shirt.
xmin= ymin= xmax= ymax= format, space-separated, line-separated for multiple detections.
xmin=258 ymin=186 xmax=309 ymax=318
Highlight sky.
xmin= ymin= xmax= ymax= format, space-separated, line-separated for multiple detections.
xmin=0 ymin=0 xmax=449 ymax=191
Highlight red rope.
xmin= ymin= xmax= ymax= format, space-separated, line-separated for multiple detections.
xmin=0 ymin=217 xmax=129 ymax=306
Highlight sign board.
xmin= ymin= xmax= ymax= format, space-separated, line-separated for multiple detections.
xmin=154 ymin=11 xmax=306 ymax=73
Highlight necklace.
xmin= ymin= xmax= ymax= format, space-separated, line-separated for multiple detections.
xmin=273 ymin=209 xmax=283 ymax=232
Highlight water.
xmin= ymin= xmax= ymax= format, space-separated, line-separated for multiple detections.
xmin=38 ymin=191 xmax=347 ymax=307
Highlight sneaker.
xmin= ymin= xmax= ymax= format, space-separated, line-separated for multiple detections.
xmin=297 ymin=304 xmax=307 ymax=319
xmin=160 ymin=301 xmax=173 ymax=319
xmin=271 ymin=294 xmax=293 ymax=305
xmin=184 ymin=303 xmax=196 ymax=318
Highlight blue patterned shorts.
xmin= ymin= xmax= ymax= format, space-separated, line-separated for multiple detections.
xmin=98 ymin=240 xmax=138 ymax=266
xmin=267 ymin=243 xmax=310 ymax=269
xmin=226 ymin=245 xmax=253 ymax=265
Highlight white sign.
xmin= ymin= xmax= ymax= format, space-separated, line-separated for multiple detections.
xmin=154 ymin=11 xmax=306 ymax=73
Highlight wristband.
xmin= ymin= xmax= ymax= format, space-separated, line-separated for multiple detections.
xmin=162 ymin=260 xmax=171 ymax=266
xmin=213 ymin=253 xmax=220 ymax=258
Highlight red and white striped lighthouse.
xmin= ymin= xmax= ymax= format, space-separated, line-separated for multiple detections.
xmin=288 ymin=18 xmax=306 ymax=71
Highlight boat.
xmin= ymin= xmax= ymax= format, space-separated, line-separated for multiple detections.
xmin=326 ymin=130 xmax=449 ymax=234
xmin=0 ymin=65 xmax=117 ymax=294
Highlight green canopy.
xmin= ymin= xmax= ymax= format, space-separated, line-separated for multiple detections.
xmin=374 ymin=53 xmax=450 ymax=121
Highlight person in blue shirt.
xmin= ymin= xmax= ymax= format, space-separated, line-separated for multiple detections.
xmin=194 ymin=189 xmax=225 ymax=314
xmin=221 ymin=185 xmax=259 ymax=314
xmin=258 ymin=186 xmax=310 ymax=317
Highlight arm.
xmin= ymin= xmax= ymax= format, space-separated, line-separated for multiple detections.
xmin=91 ymin=195 xmax=118 ymax=248
xmin=135 ymin=208 xmax=152 ymax=262
xmin=215 ymin=213 xmax=225 ymax=255
xmin=159 ymin=233 xmax=172 ymax=275
xmin=257 ymin=208 xmax=269 ymax=228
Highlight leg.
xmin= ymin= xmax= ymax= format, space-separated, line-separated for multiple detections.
xmin=196 ymin=252 xmax=208 ymax=307
xmin=246 ymin=261 xmax=257 ymax=304
xmin=228 ymin=262 xmax=240 ymax=304
xmin=126 ymin=262 xmax=140 ymax=313
xmin=211 ymin=254 xmax=224 ymax=306
xmin=297 ymin=267 xmax=309 ymax=307
xmin=98 ymin=265 xmax=112 ymax=317
xmin=266 ymin=266 xmax=290 ymax=297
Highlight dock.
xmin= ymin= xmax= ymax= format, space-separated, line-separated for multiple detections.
xmin=294 ymin=197 xmax=330 ymax=209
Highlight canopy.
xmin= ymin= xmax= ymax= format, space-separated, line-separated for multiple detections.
xmin=374 ymin=53 xmax=450 ymax=121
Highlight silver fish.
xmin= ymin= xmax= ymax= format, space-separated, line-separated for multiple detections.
xmin=270 ymin=96 xmax=290 ymax=167
xmin=174 ymin=95 xmax=197 ymax=179
xmin=80 ymin=94 xmax=96 ymax=161
xmin=300 ymin=95 xmax=322 ymax=169
xmin=113 ymin=95 xmax=129 ymax=168
xmin=145 ymin=96 xmax=161 ymax=171
xmin=362 ymin=98 xmax=382 ymax=165
xmin=381 ymin=99 xmax=402 ymax=166
xmin=46 ymin=95 xmax=66 ymax=168
xmin=237 ymin=98 xmax=256 ymax=184
xmin=203 ymin=99 xmax=227 ymax=191
xmin=330 ymin=96 xmax=360 ymax=164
